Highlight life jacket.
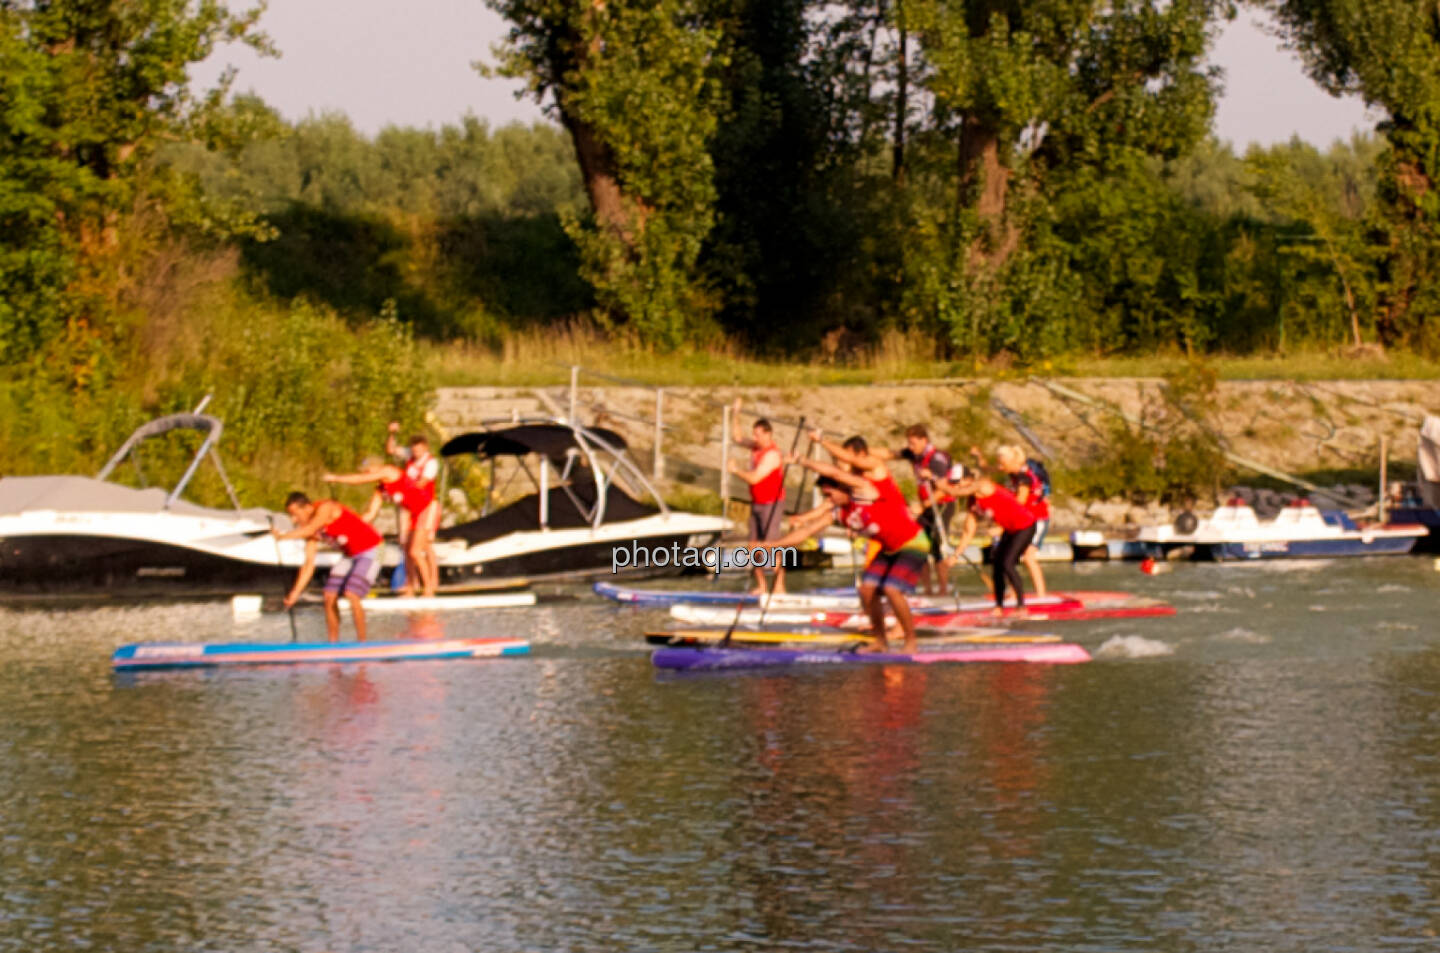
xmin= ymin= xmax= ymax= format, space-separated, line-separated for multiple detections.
xmin=750 ymin=446 xmax=784 ymax=504
xmin=837 ymin=493 xmax=922 ymax=552
xmin=916 ymin=445 xmax=955 ymax=505
xmin=322 ymin=504 xmax=383 ymax=557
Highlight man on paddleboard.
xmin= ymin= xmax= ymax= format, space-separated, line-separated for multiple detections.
xmin=729 ymin=398 xmax=788 ymax=595
xmin=272 ymin=492 xmax=384 ymax=642
xmin=753 ymin=456 xmax=929 ymax=652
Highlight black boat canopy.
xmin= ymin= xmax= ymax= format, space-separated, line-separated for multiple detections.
xmin=440 ymin=424 xmax=627 ymax=461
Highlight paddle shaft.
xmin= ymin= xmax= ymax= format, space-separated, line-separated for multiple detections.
xmin=268 ymin=516 xmax=299 ymax=642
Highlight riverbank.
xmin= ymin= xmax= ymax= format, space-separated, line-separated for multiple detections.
xmin=433 ymin=377 xmax=1440 ymax=532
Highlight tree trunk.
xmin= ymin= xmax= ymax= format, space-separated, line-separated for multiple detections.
xmin=958 ymin=115 xmax=1015 ymax=264
xmin=558 ymin=109 xmax=634 ymax=243
xmin=892 ymin=0 xmax=907 ymax=183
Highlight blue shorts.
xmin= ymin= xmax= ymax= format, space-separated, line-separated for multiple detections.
xmin=324 ymin=546 xmax=381 ymax=598
xmin=1031 ymin=519 xmax=1049 ymax=547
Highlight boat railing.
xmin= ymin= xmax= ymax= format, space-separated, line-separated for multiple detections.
xmin=95 ymin=410 xmax=243 ymax=511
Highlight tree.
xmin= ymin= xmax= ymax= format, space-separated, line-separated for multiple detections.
xmin=483 ymin=0 xmax=724 ymax=345
xmin=1261 ymin=0 xmax=1440 ymax=350
xmin=0 ymin=0 xmax=270 ymax=366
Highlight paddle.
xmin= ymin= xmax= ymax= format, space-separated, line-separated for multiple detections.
xmin=268 ymin=515 xmax=298 ymax=643
xmin=722 ymin=416 xmax=807 ymax=647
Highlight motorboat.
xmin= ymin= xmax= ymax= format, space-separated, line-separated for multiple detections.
xmin=0 ymin=412 xmax=334 ymax=598
xmin=433 ymin=420 xmax=731 ymax=583
xmin=1135 ymin=499 xmax=1425 ymax=560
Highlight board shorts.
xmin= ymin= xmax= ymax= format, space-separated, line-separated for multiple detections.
xmin=916 ymin=501 xmax=957 ymax=561
xmin=748 ymin=501 xmax=785 ymax=543
xmin=860 ymin=531 xmax=931 ymax=594
xmin=1030 ymin=518 xmax=1049 ymax=550
xmin=324 ymin=545 xmax=381 ymax=598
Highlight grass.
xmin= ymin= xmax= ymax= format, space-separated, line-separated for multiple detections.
xmin=425 ymin=324 xmax=1440 ymax=388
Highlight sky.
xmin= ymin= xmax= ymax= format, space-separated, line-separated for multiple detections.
xmin=192 ymin=4 xmax=1379 ymax=149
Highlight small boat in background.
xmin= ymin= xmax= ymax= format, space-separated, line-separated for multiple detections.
xmin=1135 ymin=500 xmax=1425 ymax=560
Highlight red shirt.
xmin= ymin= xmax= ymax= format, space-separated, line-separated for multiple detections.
xmin=750 ymin=446 xmax=784 ymax=505
xmin=1009 ymin=465 xmax=1049 ymax=520
xmin=322 ymin=504 xmax=383 ymax=557
xmin=869 ymin=472 xmax=905 ymax=507
xmin=971 ymin=485 xmax=1037 ymax=533
xmin=837 ymin=494 xmax=922 ymax=552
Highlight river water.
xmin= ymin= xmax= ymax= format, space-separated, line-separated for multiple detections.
xmin=2 ymin=559 xmax=1439 ymax=951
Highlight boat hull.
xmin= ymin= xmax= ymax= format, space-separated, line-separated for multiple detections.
xmin=1193 ymin=536 xmax=1420 ymax=560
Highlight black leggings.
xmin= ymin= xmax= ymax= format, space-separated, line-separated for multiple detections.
xmin=993 ymin=524 xmax=1037 ymax=608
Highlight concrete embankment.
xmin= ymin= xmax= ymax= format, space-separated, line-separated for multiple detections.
xmin=432 ymin=378 xmax=1440 ymax=530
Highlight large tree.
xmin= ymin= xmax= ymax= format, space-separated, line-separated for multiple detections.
xmin=483 ymin=0 xmax=723 ymax=345
xmin=1260 ymin=0 xmax=1440 ymax=349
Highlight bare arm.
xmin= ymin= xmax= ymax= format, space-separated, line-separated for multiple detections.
xmin=385 ymin=421 xmax=404 ymax=460
xmin=952 ymin=509 xmax=980 ymax=555
xmin=273 ymin=500 xmax=338 ymax=541
xmin=728 ymin=447 xmax=781 ymax=485
xmin=793 ymin=455 xmax=872 ymax=493
xmin=283 ymin=538 xmax=320 ymax=607
xmin=323 ymin=466 xmax=399 ymax=487
xmin=815 ymin=436 xmax=886 ymax=473
xmin=730 ymin=398 xmax=755 ymax=449
xmin=754 ymin=507 xmax=834 ymax=550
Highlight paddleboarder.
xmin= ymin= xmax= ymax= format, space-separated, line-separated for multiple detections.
xmin=385 ymin=423 xmax=442 ymax=597
xmin=754 ymin=456 xmax=929 ymax=652
xmin=993 ymin=445 xmax=1050 ymax=598
xmin=895 ymin=425 xmax=964 ymax=595
xmin=948 ymin=476 xmax=1037 ymax=616
xmin=272 ymin=492 xmax=384 ymax=642
xmin=729 ymin=398 xmax=788 ymax=595
xmin=807 ymin=429 xmax=905 ymax=505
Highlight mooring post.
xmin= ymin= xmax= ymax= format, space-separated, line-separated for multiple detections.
xmin=653 ymin=389 xmax=665 ymax=481
xmin=720 ymin=404 xmax=731 ymax=509
xmin=568 ymin=366 xmax=579 ymax=424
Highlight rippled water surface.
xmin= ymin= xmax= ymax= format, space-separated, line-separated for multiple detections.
xmin=4 ymin=560 xmax=1440 ymax=951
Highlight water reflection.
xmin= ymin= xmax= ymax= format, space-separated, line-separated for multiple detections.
xmin=1 ymin=560 xmax=1440 ymax=950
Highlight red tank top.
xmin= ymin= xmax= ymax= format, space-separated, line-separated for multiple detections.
xmin=322 ymin=504 xmax=383 ymax=557
xmin=837 ymin=494 xmax=921 ymax=552
xmin=869 ymin=472 xmax=904 ymax=506
xmin=972 ymin=485 xmax=1037 ymax=533
xmin=381 ymin=465 xmax=436 ymax=517
xmin=750 ymin=446 xmax=784 ymax=505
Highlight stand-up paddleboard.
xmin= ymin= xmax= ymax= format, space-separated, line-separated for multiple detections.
xmin=596 ymin=581 xmax=1138 ymax=611
xmin=232 ymin=590 xmax=536 ymax=618
xmin=652 ymin=642 xmax=1091 ymax=671
xmin=667 ymin=599 xmax=1175 ymax=630
xmin=645 ymin=628 xmax=1060 ymax=647
xmin=113 ymin=637 xmax=530 ymax=670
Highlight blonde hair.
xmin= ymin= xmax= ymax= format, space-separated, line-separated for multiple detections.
xmin=995 ymin=445 xmax=1025 ymax=468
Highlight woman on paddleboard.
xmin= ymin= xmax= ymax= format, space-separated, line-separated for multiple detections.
xmin=947 ymin=475 xmax=1037 ymax=616
xmin=751 ymin=455 xmax=929 ymax=653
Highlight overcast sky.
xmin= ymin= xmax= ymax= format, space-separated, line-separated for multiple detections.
xmin=193 ymin=5 xmax=1377 ymax=149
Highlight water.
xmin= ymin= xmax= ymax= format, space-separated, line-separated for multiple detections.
xmin=3 ymin=560 xmax=1440 ymax=951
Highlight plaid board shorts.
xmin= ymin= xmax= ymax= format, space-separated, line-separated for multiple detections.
xmin=324 ymin=546 xmax=381 ymax=598
xmin=860 ymin=532 xmax=931 ymax=594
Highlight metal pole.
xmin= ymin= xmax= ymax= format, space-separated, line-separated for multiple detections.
xmin=720 ymin=405 xmax=731 ymax=509
xmin=569 ymin=365 xmax=579 ymax=424
xmin=1379 ymin=434 xmax=1388 ymax=523
xmin=653 ymin=388 xmax=664 ymax=482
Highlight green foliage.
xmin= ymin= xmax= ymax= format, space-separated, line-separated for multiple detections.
xmin=485 ymin=0 xmax=725 ymax=346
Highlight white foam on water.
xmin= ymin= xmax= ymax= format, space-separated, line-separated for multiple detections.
xmin=1378 ymin=584 xmax=1411 ymax=593
xmin=1308 ymin=605 xmax=1329 ymax=612
xmin=1172 ymin=590 xmax=1225 ymax=601
xmin=1375 ymin=621 xmax=1419 ymax=631
xmin=1184 ymin=603 xmax=1240 ymax=614
xmin=1095 ymin=635 xmax=1176 ymax=659
xmin=1224 ymin=586 xmax=1257 ymax=600
xmin=1214 ymin=627 xmax=1271 ymax=644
